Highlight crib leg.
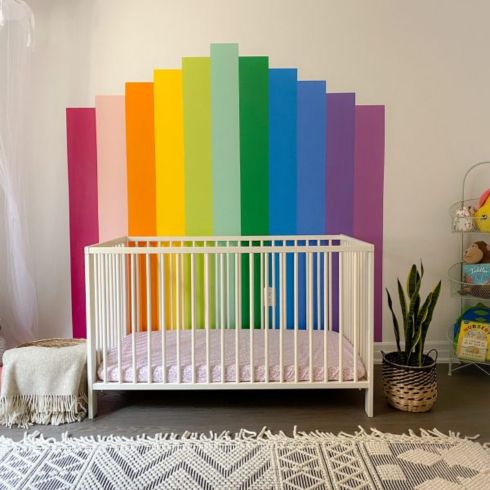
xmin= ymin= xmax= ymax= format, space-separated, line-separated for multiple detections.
xmin=88 ymin=387 xmax=98 ymax=419
xmin=364 ymin=387 xmax=373 ymax=417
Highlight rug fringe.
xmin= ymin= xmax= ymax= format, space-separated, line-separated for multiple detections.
xmin=0 ymin=426 xmax=487 ymax=449
xmin=0 ymin=394 xmax=88 ymax=429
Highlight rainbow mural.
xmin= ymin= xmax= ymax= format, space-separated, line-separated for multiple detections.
xmin=66 ymin=43 xmax=385 ymax=340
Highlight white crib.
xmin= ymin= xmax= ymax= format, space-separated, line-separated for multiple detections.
xmin=84 ymin=235 xmax=374 ymax=418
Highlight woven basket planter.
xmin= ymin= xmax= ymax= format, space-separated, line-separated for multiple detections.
xmin=382 ymin=350 xmax=438 ymax=413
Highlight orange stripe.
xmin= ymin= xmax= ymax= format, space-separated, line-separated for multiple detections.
xmin=125 ymin=83 xmax=158 ymax=331
xmin=125 ymin=83 xmax=156 ymax=235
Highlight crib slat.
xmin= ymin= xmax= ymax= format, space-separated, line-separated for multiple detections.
xmin=307 ymin=251 xmax=313 ymax=383
xmin=135 ymin=244 xmax=141 ymax=336
xmin=272 ymin=249 xmax=276 ymax=330
xmin=323 ymin=251 xmax=328 ymax=383
xmin=260 ymin=244 xmax=264 ymax=330
xmin=264 ymin=252 xmax=269 ymax=383
xmin=362 ymin=253 xmax=366 ymax=370
xmin=204 ymin=252 xmax=210 ymax=384
xmin=116 ymin=254 xmax=122 ymax=384
xmin=106 ymin=253 xmax=111 ymax=359
xmin=338 ymin=250 xmax=343 ymax=383
xmin=169 ymin=250 xmax=174 ymax=336
xmin=180 ymin=252 xmax=185 ymax=336
xmin=353 ymin=252 xmax=358 ymax=383
xmin=316 ymin=246 xmax=321 ymax=332
xmin=226 ymin=250 xmax=230 ymax=329
xmin=220 ymin=253 xmax=225 ymax=383
xmin=159 ymin=252 xmax=166 ymax=384
xmin=109 ymin=254 xmax=113 ymax=354
xmin=176 ymin=249 xmax=181 ymax=384
xmin=215 ymin=250 xmax=219 ymax=331
xmin=249 ymin=252 xmax=254 ymax=383
xmin=294 ymin=249 xmax=298 ymax=383
xmin=146 ymin=251 xmax=152 ymax=383
xmin=102 ymin=254 xmax=108 ymax=383
xmin=191 ymin=252 xmax=196 ymax=384
xmin=235 ymin=252 xmax=240 ymax=383
xmin=95 ymin=255 xmax=102 ymax=370
xmin=279 ymin=252 xmax=285 ymax=383
xmin=130 ymin=254 xmax=136 ymax=383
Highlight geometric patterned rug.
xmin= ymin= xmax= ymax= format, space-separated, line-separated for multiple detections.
xmin=0 ymin=428 xmax=488 ymax=489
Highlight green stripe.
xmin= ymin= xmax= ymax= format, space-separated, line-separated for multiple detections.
xmin=239 ymin=56 xmax=269 ymax=235
xmin=239 ymin=56 xmax=269 ymax=328
xmin=183 ymin=57 xmax=212 ymax=234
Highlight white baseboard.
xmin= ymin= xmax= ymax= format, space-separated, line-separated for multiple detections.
xmin=374 ymin=341 xmax=450 ymax=364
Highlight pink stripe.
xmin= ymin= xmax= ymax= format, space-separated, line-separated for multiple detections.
xmin=66 ymin=108 xmax=99 ymax=339
xmin=95 ymin=96 xmax=128 ymax=242
xmin=353 ymin=106 xmax=385 ymax=342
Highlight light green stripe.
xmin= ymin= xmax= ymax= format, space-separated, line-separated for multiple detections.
xmin=183 ymin=57 xmax=212 ymax=234
xmin=211 ymin=44 xmax=240 ymax=328
xmin=211 ymin=43 xmax=240 ymax=235
xmin=183 ymin=58 xmax=212 ymax=329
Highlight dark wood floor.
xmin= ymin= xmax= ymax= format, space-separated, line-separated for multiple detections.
xmin=0 ymin=365 xmax=488 ymax=442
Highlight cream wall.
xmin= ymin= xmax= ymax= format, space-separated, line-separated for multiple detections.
xmin=23 ymin=0 xmax=490 ymax=345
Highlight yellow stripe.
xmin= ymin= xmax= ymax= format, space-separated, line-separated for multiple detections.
xmin=154 ymin=70 xmax=185 ymax=330
xmin=154 ymin=69 xmax=185 ymax=235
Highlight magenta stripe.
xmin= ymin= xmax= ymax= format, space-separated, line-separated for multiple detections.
xmin=354 ymin=105 xmax=385 ymax=341
xmin=66 ymin=108 xmax=99 ymax=339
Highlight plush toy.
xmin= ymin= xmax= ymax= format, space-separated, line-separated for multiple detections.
xmin=453 ymin=206 xmax=476 ymax=232
xmin=463 ymin=241 xmax=490 ymax=264
xmin=460 ymin=283 xmax=490 ymax=299
xmin=475 ymin=189 xmax=490 ymax=232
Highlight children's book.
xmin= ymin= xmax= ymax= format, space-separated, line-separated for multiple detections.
xmin=463 ymin=264 xmax=490 ymax=285
xmin=456 ymin=320 xmax=490 ymax=362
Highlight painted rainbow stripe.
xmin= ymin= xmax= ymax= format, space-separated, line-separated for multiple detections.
xmin=66 ymin=43 xmax=385 ymax=340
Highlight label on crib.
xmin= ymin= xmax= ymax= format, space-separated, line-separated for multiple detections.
xmin=264 ymin=287 xmax=275 ymax=308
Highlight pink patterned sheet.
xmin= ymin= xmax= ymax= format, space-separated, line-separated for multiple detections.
xmin=97 ymin=329 xmax=366 ymax=384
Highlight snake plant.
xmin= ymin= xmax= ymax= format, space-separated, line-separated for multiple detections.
xmin=386 ymin=263 xmax=441 ymax=367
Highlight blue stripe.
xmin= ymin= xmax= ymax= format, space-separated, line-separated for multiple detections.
xmin=269 ymin=69 xmax=297 ymax=234
xmin=297 ymin=81 xmax=326 ymax=329
xmin=269 ymin=69 xmax=297 ymax=329
xmin=297 ymin=81 xmax=326 ymax=233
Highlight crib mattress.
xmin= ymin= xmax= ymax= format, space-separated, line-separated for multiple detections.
xmin=98 ymin=329 xmax=366 ymax=384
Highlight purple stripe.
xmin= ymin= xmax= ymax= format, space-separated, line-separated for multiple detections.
xmin=325 ymin=93 xmax=355 ymax=234
xmin=325 ymin=93 xmax=356 ymax=333
xmin=354 ymin=106 xmax=385 ymax=342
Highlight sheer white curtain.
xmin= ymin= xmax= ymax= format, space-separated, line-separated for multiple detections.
xmin=0 ymin=0 xmax=37 ymax=346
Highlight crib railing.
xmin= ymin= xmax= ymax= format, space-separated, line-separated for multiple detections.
xmin=85 ymin=235 xmax=374 ymax=414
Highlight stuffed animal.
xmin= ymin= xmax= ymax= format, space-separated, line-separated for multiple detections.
xmin=453 ymin=206 xmax=476 ymax=232
xmin=475 ymin=189 xmax=490 ymax=232
xmin=460 ymin=282 xmax=490 ymax=299
xmin=463 ymin=241 xmax=490 ymax=264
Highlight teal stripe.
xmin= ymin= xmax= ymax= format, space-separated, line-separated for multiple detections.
xmin=211 ymin=44 xmax=241 ymax=235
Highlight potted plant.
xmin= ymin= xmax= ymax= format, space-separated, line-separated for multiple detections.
xmin=383 ymin=263 xmax=442 ymax=412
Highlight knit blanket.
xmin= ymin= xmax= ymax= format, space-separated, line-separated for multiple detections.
xmin=0 ymin=342 xmax=87 ymax=428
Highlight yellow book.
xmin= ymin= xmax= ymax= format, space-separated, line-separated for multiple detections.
xmin=456 ymin=320 xmax=490 ymax=362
